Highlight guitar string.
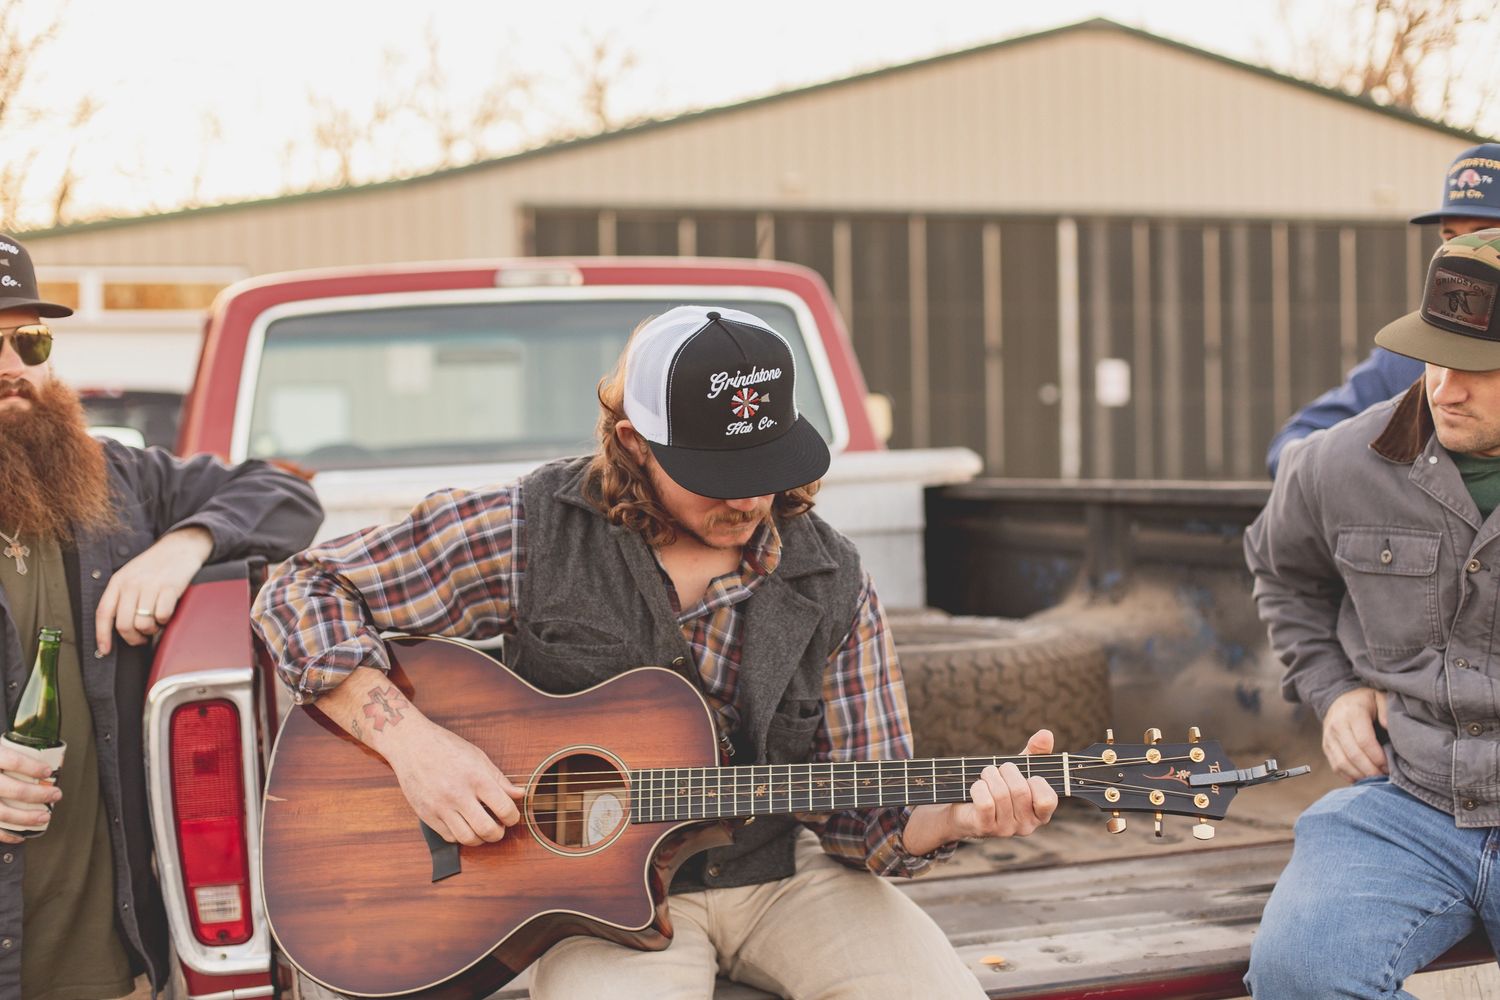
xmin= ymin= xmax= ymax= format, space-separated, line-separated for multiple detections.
xmin=522 ymin=774 xmax=1219 ymax=821
xmin=522 ymin=762 xmax=1208 ymax=800
xmin=525 ymin=758 xmax=1211 ymax=796
xmin=518 ymin=755 xmax=1219 ymax=822
xmin=602 ymin=780 xmax=1214 ymax=805
xmin=524 ymin=753 xmax=1203 ymax=783
xmin=527 ymin=771 xmax=1207 ymax=795
xmin=525 ymin=780 xmax=1216 ymax=824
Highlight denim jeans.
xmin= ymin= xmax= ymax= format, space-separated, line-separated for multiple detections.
xmin=1246 ymin=777 xmax=1500 ymax=998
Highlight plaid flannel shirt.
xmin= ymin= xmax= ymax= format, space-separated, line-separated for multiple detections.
xmin=252 ymin=482 xmax=956 ymax=877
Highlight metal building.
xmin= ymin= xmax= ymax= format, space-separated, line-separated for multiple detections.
xmin=25 ymin=19 xmax=1490 ymax=478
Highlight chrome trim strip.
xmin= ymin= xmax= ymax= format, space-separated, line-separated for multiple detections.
xmin=145 ymin=667 xmax=272 ymax=976
xmin=185 ymin=987 xmax=275 ymax=1000
xmin=229 ymin=283 xmax=850 ymax=463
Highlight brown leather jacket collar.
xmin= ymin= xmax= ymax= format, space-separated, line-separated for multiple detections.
xmin=1370 ymin=377 xmax=1433 ymax=463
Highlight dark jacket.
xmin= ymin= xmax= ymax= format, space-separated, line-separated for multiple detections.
xmin=0 ymin=441 xmax=322 ymax=997
xmin=1246 ymin=382 xmax=1500 ymax=827
xmin=1265 ymin=347 xmax=1423 ymax=477
xmin=506 ymin=458 xmax=865 ymax=891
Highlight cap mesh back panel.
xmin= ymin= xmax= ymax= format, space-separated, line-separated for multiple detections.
xmin=623 ymin=304 xmax=796 ymax=445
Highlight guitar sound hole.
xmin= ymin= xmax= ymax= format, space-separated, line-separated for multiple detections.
xmin=531 ymin=751 xmax=629 ymax=851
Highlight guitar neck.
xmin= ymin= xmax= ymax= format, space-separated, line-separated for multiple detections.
xmin=629 ymin=755 xmax=1082 ymax=823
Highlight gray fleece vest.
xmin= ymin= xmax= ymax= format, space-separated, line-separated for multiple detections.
xmin=504 ymin=457 xmax=865 ymax=892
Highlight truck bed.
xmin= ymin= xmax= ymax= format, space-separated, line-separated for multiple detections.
xmin=477 ymin=759 xmax=1496 ymax=1000
xmin=484 ymin=800 xmax=1292 ymax=1000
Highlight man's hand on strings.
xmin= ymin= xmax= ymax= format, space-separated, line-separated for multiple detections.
xmin=950 ymin=729 xmax=1059 ymax=839
xmin=901 ymin=729 xmax=1059 ymax=855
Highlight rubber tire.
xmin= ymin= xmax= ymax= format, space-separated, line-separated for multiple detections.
xmin=892 ymin=616 xmax=1112 ymax=758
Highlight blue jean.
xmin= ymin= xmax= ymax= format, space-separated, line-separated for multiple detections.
xmin=1246 ymin=777 xmax=1500 ymax=998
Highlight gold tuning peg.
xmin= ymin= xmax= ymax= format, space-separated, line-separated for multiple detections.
xmin=1153 ymin=811 xmax=1164 ymax=838
xmin=1107 ymin=812 xmax=1127 ymax=834
xmin=1193 ymin=819 xmax=1215 ymax=841
xmin=1144 ymin=727 xmax=1162 ymax=745
xmin=1105 ymin=728 xmax=1115 ymax=745
xmin=1188 ymin=726 xmax=1201 ymax=744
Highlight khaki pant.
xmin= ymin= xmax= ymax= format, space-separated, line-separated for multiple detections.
xmin=531 ymin=831 xmax=985 ymax=1000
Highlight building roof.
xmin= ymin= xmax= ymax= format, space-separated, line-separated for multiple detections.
xmin=24 ymin=17 xmax=1493 ymax=242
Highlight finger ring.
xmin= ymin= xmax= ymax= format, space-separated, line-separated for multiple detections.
xmin=135 ymin=608 xmax=155 ymax=617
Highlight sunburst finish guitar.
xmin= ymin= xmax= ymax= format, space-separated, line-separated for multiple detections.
xmin=260 ymin=636 xmax=1307 ymax=999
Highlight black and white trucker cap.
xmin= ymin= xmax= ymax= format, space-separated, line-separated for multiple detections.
xmin=623 ymin=305 xmax=830 ymax=499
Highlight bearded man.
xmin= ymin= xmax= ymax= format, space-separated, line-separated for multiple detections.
xmin=253 ymin=305 xmax=1057 ymax=998
xmin=0 ymin=235 xmax=323 ymax=1000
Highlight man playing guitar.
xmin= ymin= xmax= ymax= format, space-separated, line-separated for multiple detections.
xmin=253 ymin=305 xmax=1057 ymax=998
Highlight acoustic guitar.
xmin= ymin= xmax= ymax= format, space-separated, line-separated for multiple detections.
xmin=260 ymin=635 xmax=1306 ymax=999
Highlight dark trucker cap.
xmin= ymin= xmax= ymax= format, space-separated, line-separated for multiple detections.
xmin=1376 ymin=229 xmax=1500 ymax=372
xmin=0 ymin=235 xmax=73 ymax=318
xmin=1410 ymin=143 xmax=1500 ymax=226
xmin=622 ymin=305 xmax=830 ymax=499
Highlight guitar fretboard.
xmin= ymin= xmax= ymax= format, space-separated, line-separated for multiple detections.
xmin=628 ymin=755 xmax=1080 ymax=823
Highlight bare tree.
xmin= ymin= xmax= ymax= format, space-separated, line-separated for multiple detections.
xmin=401 ymin=25 xmax=533 ymax=169
xmin=303 ymin=26 xmax=554 ymax=188
xmin=1274 ymin=0 xmax=1500 ymax=132
xmin=184 ymin=110 xmax=225 ymax=209
xmin=0 ymin=150 xmax=39 ymax=232
xmin=0 ymin=0 xmax=98 ymax=230
xmin=572 ymin=32 xmax=640 ymax=135
xmin=48 ymin=95 xmax=99 ymax=225
xmin=0 ymin=0 xmax=108 ymax=229
xmin=309 ymin=97 xmax=368 ymax=188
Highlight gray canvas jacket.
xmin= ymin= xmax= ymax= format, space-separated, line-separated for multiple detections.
xmin=0 ymin=441 xmax=322 ymax=998
xmin=1245 ymin=381 xmax=1500 ymax=828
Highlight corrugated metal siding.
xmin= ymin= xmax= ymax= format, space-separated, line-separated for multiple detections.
xmin=528 ymin=206 xmax=1430 ymax=481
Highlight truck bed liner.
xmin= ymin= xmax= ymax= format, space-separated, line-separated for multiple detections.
xmin=485 ymin=841 xmax=1285 ymax=1000
xmin=481 ymin=769 xmax=1495 ymax=1000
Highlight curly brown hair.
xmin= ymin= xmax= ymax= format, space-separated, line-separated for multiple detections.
xmin=582 ymin=322 xmax=820 ymax=547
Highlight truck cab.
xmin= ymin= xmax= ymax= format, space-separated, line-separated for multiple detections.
xmin=147 ymin=256 xmax=1498 ymax=999
xmin=153 ymin=257 xmax=981 ymax=997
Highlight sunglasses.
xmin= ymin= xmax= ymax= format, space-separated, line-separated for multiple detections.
xmin=0 ymin=325 xmax=52 ymax=366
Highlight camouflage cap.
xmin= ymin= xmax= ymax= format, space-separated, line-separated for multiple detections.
xmin=1376 ymin=229 xmax=1500 ymax=372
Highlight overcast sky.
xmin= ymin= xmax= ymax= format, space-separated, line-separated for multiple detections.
xmin=10 ymin=0 xmax=1493 ymax=227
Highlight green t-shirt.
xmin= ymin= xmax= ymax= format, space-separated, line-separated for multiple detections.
xmin=1450 ymin=450 xmax=1500 ymax=521
xmin=1 ymin=532 xmax=134 ymax=1000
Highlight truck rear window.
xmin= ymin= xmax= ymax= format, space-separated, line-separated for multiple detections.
xmin=243 ymin=299 xmax=835 ymax=471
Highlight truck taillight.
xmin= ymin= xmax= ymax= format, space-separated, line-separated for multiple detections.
xmin=169 ymin=700 xmax=251 ymax=946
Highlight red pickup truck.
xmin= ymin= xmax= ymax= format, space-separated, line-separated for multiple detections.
xmin=153 ymin=257 xmax=1004 ymax=998
xmin=150 ymin=258 xmax=1492 ymax=999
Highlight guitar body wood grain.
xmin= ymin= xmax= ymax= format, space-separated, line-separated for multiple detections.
xmin=260 ymin=636 xmax=726 ymax=998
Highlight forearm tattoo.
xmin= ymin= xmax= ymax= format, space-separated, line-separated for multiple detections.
xmin=359 ymin=685 xmax=410 ymax=735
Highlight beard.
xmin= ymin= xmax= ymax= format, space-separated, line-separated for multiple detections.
xmin=672 ymin=507 xmax=765 ymax=551
xmin=641 ymin=461 xmax=770 ymax=550
xmin=670 ymin=507 xmax=766 ymax=550
xmin=0 ymin=376 xmax=116 ymax=542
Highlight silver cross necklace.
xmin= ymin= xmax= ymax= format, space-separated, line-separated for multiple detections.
xmin=0 ymin=526 xmax=29 ymax=575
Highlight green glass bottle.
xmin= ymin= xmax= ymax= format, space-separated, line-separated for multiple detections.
xmin=7 ymin=627 xmax=62 ymax=749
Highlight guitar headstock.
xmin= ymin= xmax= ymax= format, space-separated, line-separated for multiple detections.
xmin=1068 ymin=727 xmax=1309 ymax=839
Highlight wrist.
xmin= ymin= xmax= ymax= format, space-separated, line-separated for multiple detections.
xmin=363 ymin=693 xmax=428 ymax=758
xmin=940 ymin=802 xmax=973 ymax=841
xmin=164 ymin=525 xmax=215 ymax=563
xmin=903 ymin=802 xmax=966 ymax=856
